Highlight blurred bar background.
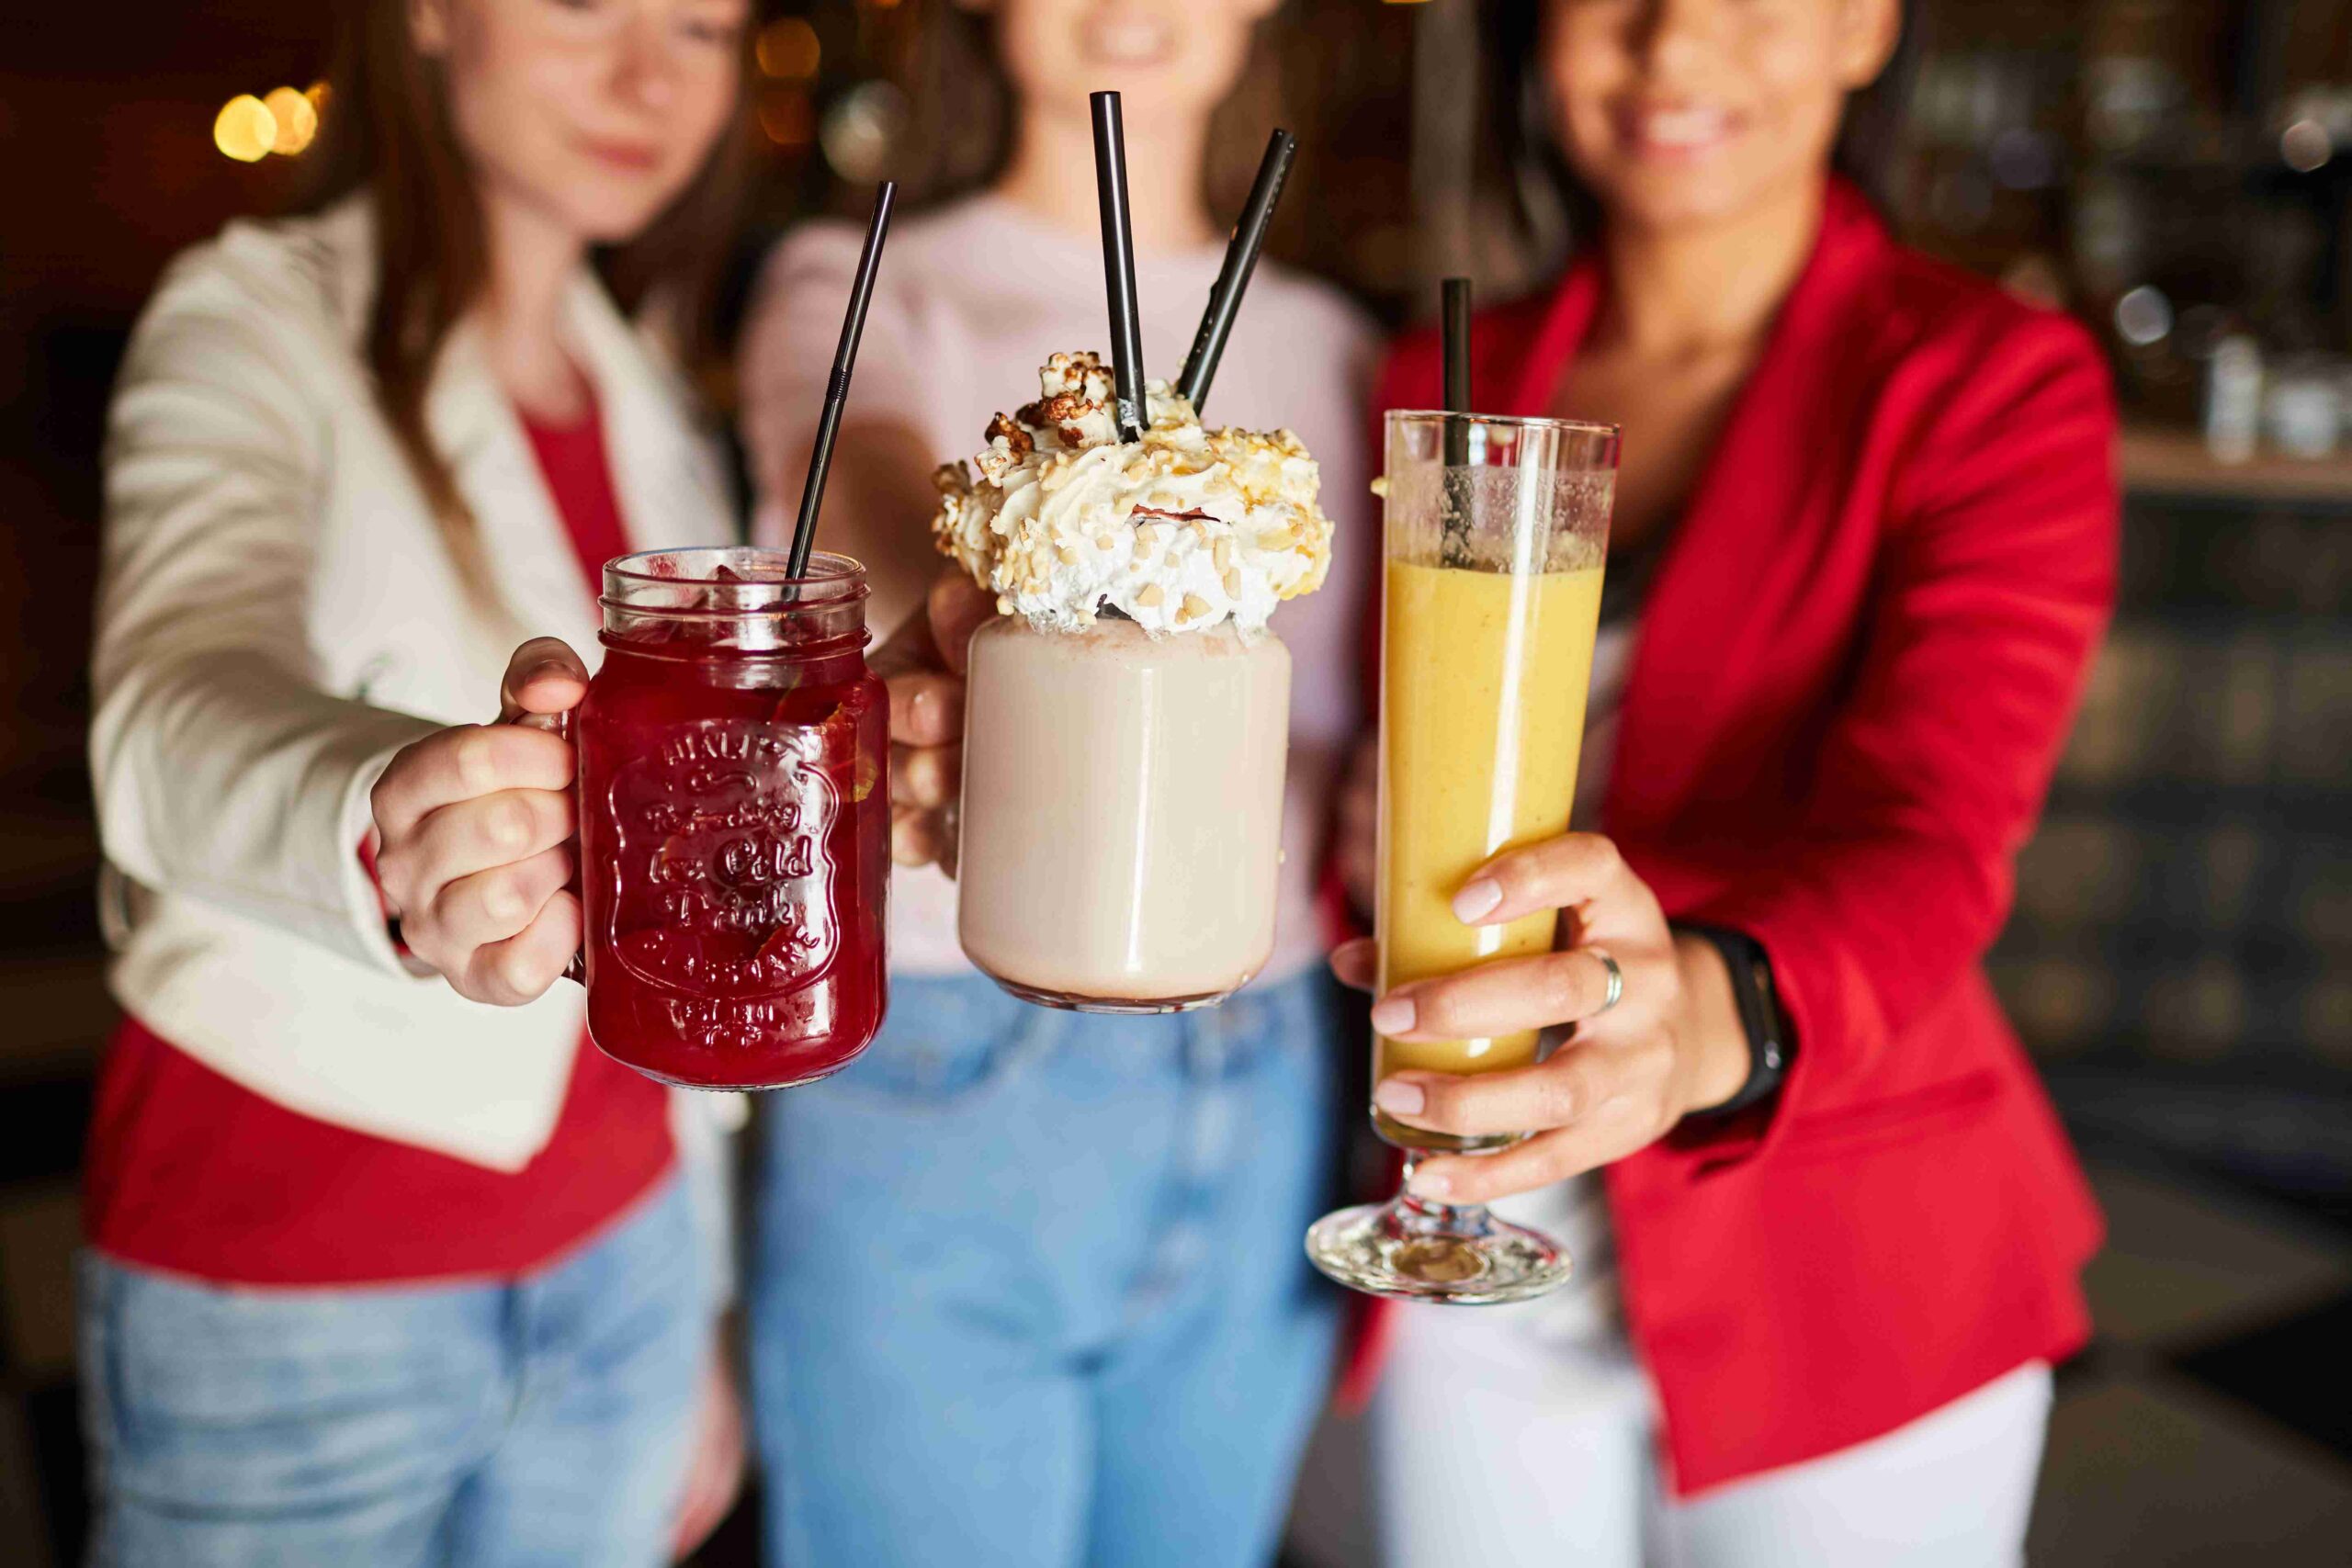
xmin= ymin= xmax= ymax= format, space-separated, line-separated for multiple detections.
xmin=2 ymin=1 xmax=2348 ymax=1561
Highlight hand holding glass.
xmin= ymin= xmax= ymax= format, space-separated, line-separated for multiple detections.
xmin=1306 ymin=411 xmax=1616 ymax=1303
xmin=574 ymin=547 xmax=890 ymax=1089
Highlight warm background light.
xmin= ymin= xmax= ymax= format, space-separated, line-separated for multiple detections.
xmin=212 ymin=95 xmax=276 ymax=163
xmin=758 ymin=85 xmax=814 ymax=149
xmin=213 ymin=84 xmax=328 ymax=164
xmin=263 ymin=85 xmax=318 ymax=156
xmin=755 ymin=17 xmax=820 ymax=81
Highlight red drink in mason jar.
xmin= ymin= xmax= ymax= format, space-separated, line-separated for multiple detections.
xmin=573 ymin=547 xmax=888 ymax=1089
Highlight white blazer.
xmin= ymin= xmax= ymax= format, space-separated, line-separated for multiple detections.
xmin=92 ymin=197 xmax=739 ymax=1171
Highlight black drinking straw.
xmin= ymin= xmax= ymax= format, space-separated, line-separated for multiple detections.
xmin=786 ymin=180 xmax=898 ymax=579
xmin=1442 ymin=276 xmax=1472 ymax=468
xmin=1091 ymin=91 xmax=1148 ymax=443
xmin=1177 ymin=129 xmax=1297 ymax=413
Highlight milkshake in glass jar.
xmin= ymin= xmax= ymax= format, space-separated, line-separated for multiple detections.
xmin=933 ymin=352 xmax=1336 ymax=1012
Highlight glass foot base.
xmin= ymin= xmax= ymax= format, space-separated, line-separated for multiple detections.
xmin=1306 ymin=1193 xmax=1572 ymax=1305
xmin=987 ymin=977 xmax=1234 ymax=1015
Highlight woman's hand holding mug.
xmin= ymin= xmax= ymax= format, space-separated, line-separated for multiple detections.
xmin=368 ymin=637 xmax=591 ymax=1006
xmin=1331 ymin=832 xmax=1754 ymax=1206
xmin=374 ymin=569 xmax=990 ymax=1003
xmin=873 ymin=570 xmax=995 ymax=875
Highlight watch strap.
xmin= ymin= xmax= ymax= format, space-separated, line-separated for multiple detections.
xmin=1678 ymin=923 xmax=1791 ymax=1118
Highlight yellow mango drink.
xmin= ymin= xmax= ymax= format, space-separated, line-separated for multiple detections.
xmin=1375 ymin=560 xmax=1605 ymax=1149
xmin=1306 ymin=409 xmax=1618 ymax=1305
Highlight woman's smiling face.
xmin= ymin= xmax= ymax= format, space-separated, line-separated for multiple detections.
xmin=1541 ymin=0 xmax=1899 ymax=234
xmin=419 ymin=0 xmax=748 ymax=247
xmin=983 ymin=0 xmax=1278 ymax=134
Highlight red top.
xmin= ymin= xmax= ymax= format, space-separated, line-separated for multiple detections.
xmin=85 ymin=394 xmax=673 ymax=1285
xmin=520 ymin=395 xmax=635 ymax=576
xmin=1345 ymin=183 xmax=2113 ymax=1494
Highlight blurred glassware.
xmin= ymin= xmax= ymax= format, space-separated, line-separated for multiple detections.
xmin=2263 ymin=355 xmax=2342 ymax=459
xmin=2204 ymin=334 xmax=2263 ymax=465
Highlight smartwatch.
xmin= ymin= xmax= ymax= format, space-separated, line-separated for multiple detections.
xmin=1677 ymin=923 xmax=1792 ymax=1117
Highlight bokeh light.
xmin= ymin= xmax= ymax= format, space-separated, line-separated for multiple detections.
xmin=759 ymin=86 xmax=815 ymax=150
xmin=264 ymin=86 xmax=319 ymax=156
xmin=2114 ymin=284 xmax=2173 ymax=347
xmin=821 ymin=81 xmax=907 ymax=185
xmin=213 ymin=96 xmax=277 ymax=163
xmin=756 ymin=17 xmax=820 ymax=81
xmin=2281 ymin=118 xmax=2333 ymax=174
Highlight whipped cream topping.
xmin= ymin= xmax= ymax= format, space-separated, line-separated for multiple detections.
xmin=933 ymin=351 xmax=1333 ymax=635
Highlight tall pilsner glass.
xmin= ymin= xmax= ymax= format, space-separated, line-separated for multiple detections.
xmin=1306 ymin=411 xmax=1616 ymax=1303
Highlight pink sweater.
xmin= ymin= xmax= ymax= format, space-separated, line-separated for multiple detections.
xmin=741 ymin=194 xmax=1380 ymax=979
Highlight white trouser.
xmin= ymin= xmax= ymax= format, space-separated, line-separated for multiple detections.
xmin=1374 ymin=1302 xmax=2052 ymax=1568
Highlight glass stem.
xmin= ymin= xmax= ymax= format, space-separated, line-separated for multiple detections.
xmin=1394 ymin=1150 xmax=1487 ymax=1229
xmin=1399 ymin=1148 xmax=1430 ymax=1197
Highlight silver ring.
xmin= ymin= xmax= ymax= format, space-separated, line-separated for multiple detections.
xmin=1589 ymin=948 xmax=1624 ymax=1015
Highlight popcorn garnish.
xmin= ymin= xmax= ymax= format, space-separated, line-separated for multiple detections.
xmin=932 ymin=351 xmax=1333 ymax=635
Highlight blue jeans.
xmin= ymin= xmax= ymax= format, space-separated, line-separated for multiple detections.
xmin=751 ymin=968 xmax=1344 ymax=1568
xmin=80 ymin=1175 xmax=707 ymax=1568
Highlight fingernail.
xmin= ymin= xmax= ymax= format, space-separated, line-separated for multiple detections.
xmin=1408 ymin=1168 xmax=1453 ymax=1201
xmin=1370 ymin=995 xmax=1416 ymax=1033
xmin=1453 ymin=878 xmax=1502 ymax=922
xmin=1373 ymin=1079 xmax=1424 ymax=1116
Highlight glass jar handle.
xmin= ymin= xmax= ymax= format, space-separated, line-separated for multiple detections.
xmin=510 ymin=705 xmax=587 ymax=987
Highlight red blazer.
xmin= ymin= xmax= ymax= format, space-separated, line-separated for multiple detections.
xmin=1355 ymin=183 xmax=2114 ymax=1495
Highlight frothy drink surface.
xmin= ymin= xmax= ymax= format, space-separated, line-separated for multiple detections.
xmin=958 ymin=616 xmax=1289 ymax=1004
